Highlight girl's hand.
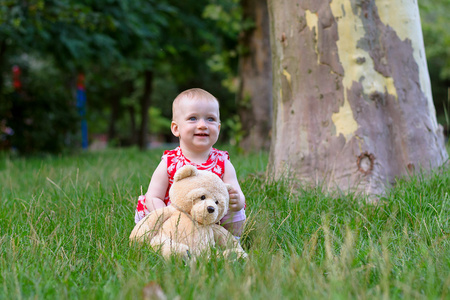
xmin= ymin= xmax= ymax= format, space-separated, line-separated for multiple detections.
xmin=228 ymin=187 xmax=243 ymax=211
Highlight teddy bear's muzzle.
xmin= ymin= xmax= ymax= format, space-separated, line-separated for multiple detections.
xmin=207 ymin=206 xmax=215 ymax=213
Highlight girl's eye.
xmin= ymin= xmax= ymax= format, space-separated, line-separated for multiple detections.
xmin=189 ymin=117 xmax=197 ymax=121
xmin=200 ymin=195 xmax=206 ymax=200
xmin=207 ymin=117 xmax=216 ymax=122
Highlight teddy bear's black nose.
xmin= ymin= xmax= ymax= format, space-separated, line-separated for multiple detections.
xmin=207 ymin=206 xmax=215 ymax=213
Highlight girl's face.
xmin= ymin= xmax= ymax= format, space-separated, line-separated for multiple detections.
xmin=171 ymin=98 xmax=221 ymax=153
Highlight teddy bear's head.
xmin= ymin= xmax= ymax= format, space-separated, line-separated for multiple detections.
xmin=169 ymin=165 xmax=231 ymax=225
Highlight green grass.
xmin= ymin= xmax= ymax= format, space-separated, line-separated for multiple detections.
xmin=1 ymin=147 xmax=450 ymax=299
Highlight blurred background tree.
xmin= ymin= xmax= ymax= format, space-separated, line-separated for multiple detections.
xmin=0 ymin=0 xmax=448 ymax=155
xmin=235 ymin=0 xmax=271 ymax=152
xmin=419 ymin=0 xmax=450 ymax=132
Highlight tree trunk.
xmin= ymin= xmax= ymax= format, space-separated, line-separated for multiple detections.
xmin=129 ymin=105 xmax=137 ymax=145
xmin=238 ymin=0 xmax=272 ymax=152
xmin=0 ymin=40 xmax=7 ymax=96
xmin=108 ymin=80 xmax=135 ymax=144
xmin=108 ymin=95 xmax=120 ymax=141
xmin=267 ymin=0 xmax=448 ymax=196
xmin=138 ymin=70 xmax=153 ymax=150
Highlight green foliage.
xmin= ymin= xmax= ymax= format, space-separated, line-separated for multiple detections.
xmin=221 ymin=114 xmax=244 ymax=149
xmin=0 ymin=0 xmax=242 ymax=153
xmin=0 ymin=0 xmax=122 ymax=70
xmin=201 ymin=0 xmax=246 ymax=94
xmin=420 ymin=0 xmax=450 ymax=81
xmin=420 ymin=0 xmax=450 ymax=124
xmin=1 ymin=58 xmax=78 ymax=154
xmin=148 ymin=107 xmax=171 ymax=135
xmin=1 ymin=149 xmax=450 ymax=298
xmin=203 ymin=0 xmax=244 ymax=38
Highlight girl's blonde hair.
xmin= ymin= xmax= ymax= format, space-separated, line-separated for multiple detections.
xmin=172 ymin=88 xmax=220 ymax=120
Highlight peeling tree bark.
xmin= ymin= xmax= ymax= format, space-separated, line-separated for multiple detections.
xmin=267 ymin=0 xmax=448 ymax=196
xmin=237 ymin=0 xmax=272 ymax=152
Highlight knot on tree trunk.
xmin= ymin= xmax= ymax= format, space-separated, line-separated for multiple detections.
xmin=357 ymin=152 xmax=375 ymax=175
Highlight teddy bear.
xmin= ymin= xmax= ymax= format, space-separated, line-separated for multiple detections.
xmin=129 ymin=165 xmax=247 ymax=260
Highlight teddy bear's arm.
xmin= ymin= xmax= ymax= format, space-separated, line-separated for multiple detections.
xmin=212 ymin=225 xmax=248 ymax=259
xmin=129 ymin=206 xmax=176 ymax=242
xmin=212 ymin=224 xmax=242 ymax=248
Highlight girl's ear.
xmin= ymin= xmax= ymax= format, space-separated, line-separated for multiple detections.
xmin=171 ymin=121 xmax=180 ymax=137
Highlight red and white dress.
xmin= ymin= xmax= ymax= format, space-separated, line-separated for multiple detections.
xmin=135 ymin=147 xmax=245 ymax=224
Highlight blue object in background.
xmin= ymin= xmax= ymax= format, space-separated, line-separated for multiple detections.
xmin=76 ymin=74 xmax=88 ymax=150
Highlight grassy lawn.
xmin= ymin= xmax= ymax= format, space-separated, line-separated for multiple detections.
xmin=1 ymin=147 xmax=449 ymax=299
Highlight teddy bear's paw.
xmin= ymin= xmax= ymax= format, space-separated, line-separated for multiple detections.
xmin=184 ymin=249 xmax=201 ymax=265
xmin=171 ymin=243 xmax=192 ymax=260
xmin=222 ymin=248 xmax=248 ymax=261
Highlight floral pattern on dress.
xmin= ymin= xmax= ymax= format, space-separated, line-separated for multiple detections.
xmin=163 ymin=147 xmax=229 ymax=205
xmin=134 ymin=195 xmax=149 ymax=224
xmin=134 ymin=147 xmax=229 ymax=223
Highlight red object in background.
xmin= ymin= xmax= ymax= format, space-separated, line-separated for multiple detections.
xmin=77 ymin=73 xmax=85 ymax=90
xmin=12 ymin=65 xmax=21 ymax=90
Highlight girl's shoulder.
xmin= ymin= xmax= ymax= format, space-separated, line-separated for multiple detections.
xmin=162 ymin=147 xmax=182 ymax=159
xmin=211 ymin=148 xmax=230 ymax=161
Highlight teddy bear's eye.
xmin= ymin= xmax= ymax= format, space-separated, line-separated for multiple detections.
xmin=200 ymin=195 xmax=206 ymax=200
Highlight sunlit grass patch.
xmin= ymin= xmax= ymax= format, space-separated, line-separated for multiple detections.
xmin=1 ymin=148 xmax=449 ymax=299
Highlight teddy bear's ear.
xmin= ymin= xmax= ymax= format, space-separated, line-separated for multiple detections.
xmin=225 ymin=183 xmax=233 ymax=192
xmin=174 ymin=165 xmax=198 ymax=182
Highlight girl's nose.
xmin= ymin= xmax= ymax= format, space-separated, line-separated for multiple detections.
xmin=197 ymin=118 xmax=207 ymax=129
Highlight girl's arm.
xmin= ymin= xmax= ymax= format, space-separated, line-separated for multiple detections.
xmin=144 ymin=159 xmax=169 ymax=212
xmin=222 ymin=159 xmax=245 ymax=212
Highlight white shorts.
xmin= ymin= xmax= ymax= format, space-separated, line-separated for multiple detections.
xmin=220 ymin=208 xmax=246 ymax=224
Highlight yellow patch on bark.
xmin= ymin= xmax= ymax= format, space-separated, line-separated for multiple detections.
xmin=355 ymin=135 xmax=364 ymax=152
xmin=329 ymin=0 xmax=399 ymax=140
xmin=305 ymin=10 xmax=320 ymax=64
xmin=332 ymin=99 xmax=358 ymax=141
xmin=329 ymin=0 xmax=398 ymax=99
xmin=374 ymin=0 xmax=437 ymax=131
xmin=282 ymin=69 xmax=292 ymax=89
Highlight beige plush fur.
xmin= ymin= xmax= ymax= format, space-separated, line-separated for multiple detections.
xmin=130 ymin=165 xmax=247 ymax=259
